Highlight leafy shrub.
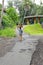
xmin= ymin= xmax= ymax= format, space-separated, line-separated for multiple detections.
xmin=24 ymin=24 xmax=43 ymax=35
xmin=0 ymin=4 xmax=2 ymax=16
xmin=2 ymin=15 xmax=15 ymax=27
xmin=40 ymin=18 xmax=43 ymax=24
xmin=6 ymin=7 xmax=19 ymax=23
xmin=0 ymin=27 xmax=16 ymax=37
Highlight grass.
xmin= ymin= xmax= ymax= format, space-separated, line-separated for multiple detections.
xmin=24 ymin=24 xmax=43 ymax=35
xmin=0 ymin=26 xmax=16 ymax=37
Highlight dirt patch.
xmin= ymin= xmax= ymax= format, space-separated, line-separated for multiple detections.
xmin=0 ymin=38 xmax=16 ymax=57
xmin=30 ymin=38 xmax=43 ymax=65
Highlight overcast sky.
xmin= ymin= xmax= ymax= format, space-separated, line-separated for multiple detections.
xmin=0 ymin=0 xmax=8 ymax=6
xmin=35 ymin=0 xmax=43 ymax=5
xmin=0 ymin=0 xmax=43 ymax=6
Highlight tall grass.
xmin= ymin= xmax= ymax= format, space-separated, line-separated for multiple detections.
xmin=0 ymin=27 xmax=16 ymax=37
xmin=24 ymin=24 xmax=43 ymax=35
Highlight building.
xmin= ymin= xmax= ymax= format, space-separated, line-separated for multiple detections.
xmin=24 ymin=15 xmax=43 ymax=24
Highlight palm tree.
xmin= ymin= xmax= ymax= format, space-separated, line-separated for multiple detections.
xmin=40 ymin=0 xmax=43 ymax=5
xmin=7 ymin=0 xmax=13 ymax=8
xmin=33 ymin=0 xmax=35 ymax=3
xmin=0 ymin=0 xmax=4 ymax=28
xmin=32 ymin=0 xmax=35 ymax=3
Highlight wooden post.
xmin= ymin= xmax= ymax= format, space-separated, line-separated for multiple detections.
xmin=34 ymin=17 xmax=36 ymax=24
xmin=38 ymin=17 xmax=40 ymax=24
xmin=26 ymin=19 xmax=29 ymax=25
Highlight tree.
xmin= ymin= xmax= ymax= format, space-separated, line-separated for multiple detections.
xmin=0 ymin=4 xmax=2 ymax=11
xmin=2 ymin=15 xmax=14 ymax=27
xmin=40 ymin=0 xmax=43 ymax=5
xmin=0 ymin=0 xmax=4 ymax=28
xmin=7 ymin=0 xmax=13 ymax=8
xmin=2 ymin=7 xmax=19 ymax=27
xmin=13 ymin=0 xmax=43 ymax=23
xmin=6 ymin=7 xmax=19 ymax=23
xmin=30 ymin=3 xmax=38 ymax=15
xmin=0 ymin=4 xmax=2 ymax=16
xmin=14 ymin=0 xmax=32 ymax=22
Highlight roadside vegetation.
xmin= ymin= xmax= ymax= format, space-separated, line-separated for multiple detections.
xmin=0 ymin=0 xmax=43 ymax=37
xmin=0 ymin=7 xmax=18 ymax=37
xmin=0 ymin=27 xmax=16 ymax=37
xmin=24 ymin=24 xmax=43 ymax=35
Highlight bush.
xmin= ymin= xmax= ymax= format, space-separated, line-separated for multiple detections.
xmin=40 ymin=18 xmax=43 ymax=24
xmin=0 ymin=27 xmax=16 ymax=37
xmin=2 ymin=15 xmax=15 ymax=27
xmin=6 ymin=7 xmax=19 ymax=23
xmin=24 ymin=24 xmax=43 ymax=35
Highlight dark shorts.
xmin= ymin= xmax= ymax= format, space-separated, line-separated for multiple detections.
xmin=19 ymin=31 xmax=22 ymax=36
xmin=19 ymin=32 xmax=22 ymax=36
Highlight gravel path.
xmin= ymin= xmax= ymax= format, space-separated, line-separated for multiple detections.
xmin=30 ymin=38 xmax=43 ymax=65
xmin=0 ymin=38 xmax=16 ymax=57
xmin=0 ymin=33 xmax=39 ymax=65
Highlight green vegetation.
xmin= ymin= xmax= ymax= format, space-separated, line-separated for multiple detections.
xmin=0 ymin=27 xmax=16 ymax=37
xmin=0 ymin=7 xmax=18 ymax=37
xmin=0 ymin=4 xmax=2 ymax=17
xmin=2 ymin=15 xmax=14 ymax=27
xmin=2 ymin=7 xmax=19 ymax=28
xmin=24 ymin=24 xmax=43 ymax=35
xmin=7 ymin=0 xmax=13 ymax=8
xmin=6 ymin=7 xmax=19 ymax=23
xmin=0 ymin=7 xmax=19 ymax=37
xmin=14 ymin=0 xmax=43 ymax=23
xmin=0 ymin=0 xmax=43 ymax=37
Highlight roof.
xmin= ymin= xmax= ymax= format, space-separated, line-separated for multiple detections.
xmin=24 ymin=15 xmax=43 ymax=19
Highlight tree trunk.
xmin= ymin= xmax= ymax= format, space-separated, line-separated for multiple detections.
xmin=0 ymin=0 xmax=4 ymax=28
